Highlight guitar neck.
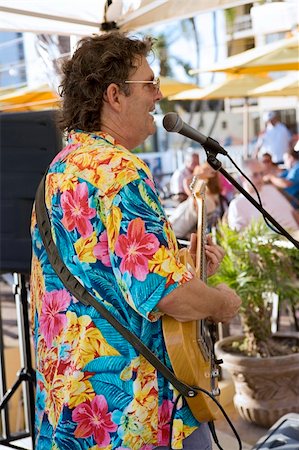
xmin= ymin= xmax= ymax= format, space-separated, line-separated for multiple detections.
xmin=195 ymin=197 xmax=206 ymax=282
xmin=189 ymin=176 xmax=207 ymax=282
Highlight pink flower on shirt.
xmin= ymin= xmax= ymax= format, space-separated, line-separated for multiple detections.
xmin=39 ymin=290 xmax=71 ymax=347
xmin=61 ymin=183 xmax=96 ymax=238
xmin=94 ymin=230 xmax=111 ymax=267
xmin=158 ymin=400 xmax=172 ymax=445
xmin=72 ymin=395 xmax=117 ymax=446
xmin=52 ymin=143 xmax=80 ymax=164
xmin=115 ymin=218 xmax=159 ymax=281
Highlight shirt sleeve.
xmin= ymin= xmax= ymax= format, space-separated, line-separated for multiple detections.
xmin=283 ymin=166 xmax=299 ymax=184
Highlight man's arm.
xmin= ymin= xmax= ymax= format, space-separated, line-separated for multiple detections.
xmin=252 ymin=132 xmax=265 ymax=159
xmin=158 ymin=277 xmax=241 ymax=324
xmin=263 ymin=173 xmax=293 ymax=189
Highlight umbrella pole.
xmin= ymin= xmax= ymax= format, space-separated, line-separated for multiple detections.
xmin=243 ymin=97 xmax=249 ymax=159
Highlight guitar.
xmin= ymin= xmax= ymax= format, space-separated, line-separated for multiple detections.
xmin=163 ymin=177 xmax=221 ymax=422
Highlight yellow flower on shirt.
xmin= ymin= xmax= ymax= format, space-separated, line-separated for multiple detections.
xmin=106 ymin=205 xmax=122 ymax=251
xmin=95 ymin=165 xmax=115 ymax=194
xmin=88 ymin=445 xmax=112 ymax=450
xmin=171 ymin=419 xmax=197 ymax=449
xmin=58 ymin=171 xmax=79 ymax=193
xmin=66 ymin=371 xmax=95 ymax=408
xmin=45 ymin=374 xmax=66 ymax=426
xmin=65 ymin=311 xmax=119 ymax=369
xmin=74 ymin=231 xmax=97 ymax=263
xmin=30 ymin=255 xmax=45 ymax=317
xmin=149 ymin=246 xmax=187 ymax=283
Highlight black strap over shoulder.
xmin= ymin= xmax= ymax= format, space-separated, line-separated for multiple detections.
xmin=34 ymin=174 xmax=197 ymax=399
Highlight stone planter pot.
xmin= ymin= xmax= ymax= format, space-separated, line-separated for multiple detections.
xmin=215 ymin=335 xmax=299 ymax=428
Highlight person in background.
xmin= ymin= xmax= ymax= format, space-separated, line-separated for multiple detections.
xmin=218 ymin=173 xmax=235 ymax=203
xmin=169 ymin=162 xmax=227 ymax=239
xmin=254 ymin=111 xmax=292 ymax=164
xmin=30 ymin=31 xmax=241 ymax=450
xmin=169 ymin=150 xmax=200 ymax=202
xmin=263 ymin=146 xmax=299 ymax=209
xmin=261 ymin=152 xmax=282 ymax=177
xmin=227 ymin=159 xmax=299 ymax=232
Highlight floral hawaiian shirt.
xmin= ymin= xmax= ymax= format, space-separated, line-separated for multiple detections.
xmin=30 ymin=131 xmax=200 ymax=450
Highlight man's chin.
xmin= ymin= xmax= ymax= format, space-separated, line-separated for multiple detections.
xmin=148 ymin=122 xmax=157 ymax=135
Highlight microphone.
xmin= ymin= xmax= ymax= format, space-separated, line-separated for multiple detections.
xmin=162 ymin=112 xmax=227 ymax=156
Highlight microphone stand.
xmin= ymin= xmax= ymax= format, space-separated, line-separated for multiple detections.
xmin=201 ymin=143 xmax=299 ymax=250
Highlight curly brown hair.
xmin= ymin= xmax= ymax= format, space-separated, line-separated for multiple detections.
xmin=58 ymin=31 xmax=154 ymax=132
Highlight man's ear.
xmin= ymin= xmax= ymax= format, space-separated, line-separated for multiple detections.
xmin=105 ymin=83 xmax=123 ymax=112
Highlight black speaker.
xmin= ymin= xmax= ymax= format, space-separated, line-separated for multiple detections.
xmin=0 ymin=110 xmax=63 ymax=274
xmin=253 ymin=413 xmax=299 ymax=450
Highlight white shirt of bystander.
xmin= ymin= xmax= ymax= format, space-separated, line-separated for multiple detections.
xmin=227 ymin=184 xmax=298 ymax=232
xmin=258 ymin=122 xmax=291 ymax=163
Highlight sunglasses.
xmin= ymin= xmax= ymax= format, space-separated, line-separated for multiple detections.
xmin=124 ymin=76 xmax=161 ymax=92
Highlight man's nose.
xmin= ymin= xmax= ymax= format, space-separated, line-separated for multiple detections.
xmin=156 ymin=88 xmax=163 ymax=101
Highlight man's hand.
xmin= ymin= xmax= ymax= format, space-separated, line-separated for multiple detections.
xmin=189 ymin=233 xmax=225 ymax=277
xmin=205 ymin=234 xmax=225 ymax=277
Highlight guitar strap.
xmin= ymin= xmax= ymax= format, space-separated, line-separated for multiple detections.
xmin=34 ymin=174 xmax=197 ymax=400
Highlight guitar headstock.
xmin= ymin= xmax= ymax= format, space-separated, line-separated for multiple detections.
xmin=189 ymin=176 xmax=206 ymax=198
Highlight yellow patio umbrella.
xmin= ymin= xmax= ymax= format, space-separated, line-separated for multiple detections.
xmin=168 ymin=74 xmax=273 ymax=100
xmin=0 ymin=84 xmax=60 ymax=112
xmin=0 ymin=78 xmax=198 ymax=112
xmin=248 ymin=73 xmax=299 ymax=97
xmin=169 ymin=74 xmax=273 ymax=157
xmin=190 ymin=35 xmax=299 ymax=75
xmin=159 ymin=76 xmax=199 ymax=97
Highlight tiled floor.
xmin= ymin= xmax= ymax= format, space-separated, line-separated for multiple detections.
xmin=214 ymin=401 xmax=267 ymax=448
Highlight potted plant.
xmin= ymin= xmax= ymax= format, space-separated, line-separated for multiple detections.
xmin=208 ymin=220 xmax=299 ymax=427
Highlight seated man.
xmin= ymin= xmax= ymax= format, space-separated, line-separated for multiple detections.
xmin=263 ymin=146 xmax=299 ymax=209
xmin=169 ymin=150 xmax=200 ymax=202
xmin=227 ymin=159 xmax=299 ymax=233
xmin=261 ymin=152 xmax=282 ymax=176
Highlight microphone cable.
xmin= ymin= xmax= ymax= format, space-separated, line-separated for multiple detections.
xmin=225 ymin=153 xmax=285 ymax=237
xmin=167 ymin=385 xmax=243 ymax=450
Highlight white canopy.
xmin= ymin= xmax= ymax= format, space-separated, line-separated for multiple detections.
xmin=0 ymin=0 xmax=106 ymax=36
xmin=0 ymin=0 xmax=253 ymax=36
